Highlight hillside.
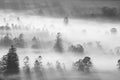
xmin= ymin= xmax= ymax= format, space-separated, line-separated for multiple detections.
xmin=0 ymin=0 xmax=120 ymax=18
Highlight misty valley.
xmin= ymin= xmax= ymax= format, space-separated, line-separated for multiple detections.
xmin=0 ymin=12 xmax=120 ymax=80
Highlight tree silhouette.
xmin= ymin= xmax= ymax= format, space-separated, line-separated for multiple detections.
xmin=5 ymin=45 xmax=19 ymax=75
xmin=69 ymin=44 xmax=84 ymax=54
xmin=31 ymin=36 xmax=40 ymax=49
xmin=0 ymin=55 xmax=7 ymax=73
xmin=64 ymin=17 xmax=69 ymax=25
xmin=54 ymin=33 xmax=64 ymax=53
xmin=34 ymin=56 xmax=44 ymax=80
xmin=110 ymin=28 xmax=117 ymax=34
xmin=0 ymin=34 xmax=13 ymax=47
xmin=13 ymin=33 xmax=25 ymax=48
xmin=18 ymin=33 xmax=25 ymax=48
xmin=102 ymin=7 xmax=117 ymax=17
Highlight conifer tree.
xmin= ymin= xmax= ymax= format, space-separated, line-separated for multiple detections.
xmin=54 ymin=33 xmax=64 ymax=53
xmin=5 ymin=45 xmax=19 ymax=75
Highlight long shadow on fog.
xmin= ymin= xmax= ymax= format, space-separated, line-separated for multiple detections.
xmin=20 ymin=59 xmax=102 ymax=80
xmin=64 ymin=71 xmax=101 ymax=80
xmin=43 ymin=68 xmax=102 ymax=80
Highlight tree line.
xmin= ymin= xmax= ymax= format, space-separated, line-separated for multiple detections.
xmin=0 ymin=32 xmax=85 ymax=54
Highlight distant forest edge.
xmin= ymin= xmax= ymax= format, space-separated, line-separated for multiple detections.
xmin=0 ymin=0 xmax=120 ymax=19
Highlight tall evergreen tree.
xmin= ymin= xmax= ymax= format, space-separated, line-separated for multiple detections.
xmin=5 ymin=45 xmax=19 ymax=75
xmin=54 ymin=33 xmax=64 ymax=53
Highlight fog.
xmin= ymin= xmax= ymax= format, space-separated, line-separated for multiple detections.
xmin=0 ymin=11 xmax=120 ymax=80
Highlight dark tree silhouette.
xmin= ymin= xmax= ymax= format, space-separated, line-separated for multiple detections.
xmin=54 ymin=33 xmax=64 ymax=53
xmin=5 ymin=45 xmax=19 ymax=75
xmin=102 ymin=7 xmax=117 ymax=17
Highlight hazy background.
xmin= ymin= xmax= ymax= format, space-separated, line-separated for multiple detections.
xmin=0 ymin=0 xmax=120 ymax=18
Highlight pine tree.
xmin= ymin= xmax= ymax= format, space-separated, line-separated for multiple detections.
xmin=54 ymin=33 xmax=64 ymax=53
xmin=18 ymin=33 xmax=25 ymax=48
xmin=31 ymin=36 xmax=40 ymax=49
xmin=2 ymin=34 xmax=13 ymax=47
xmin=23 ymin=56 xmax=30 ymax=73
xmin=5 ymin=45 xmax=19 ymax=75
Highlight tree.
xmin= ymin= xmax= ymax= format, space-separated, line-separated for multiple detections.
xmin=5 ymin=45 xmax=19 ymax=75
xmin=64 ymin=17 xmax=69 ymax=25
xmin=34 ymin=56 xmax=43 ymax=71
xmin=34 ymin=56 xmax=44 ymax=80
xmin=18 ymin=33 xmax=25 ymax=48
xmin=23 ymin=56 xmax=31 ymax=75
xmin=19 ymin=33 xmax=24 ymax=40
xmin=54 ymin=33 xmax=64 ymax=53
xmin=110 ymin=27 xmax=117 ymax=34
xmin=1 ymin=34 xmax=13 ymax=47
xmin=102 ymin=7 xmax=117 ymax=17
xmin=68 ymin=44 xmax=84 ymax=54
xmin=0 ymin=55 xmax=7 ymax=73
xmin=31 ymin=36 xmax=41 ymax=49
xmin=56 ymin=61 xmax=63 ymax=72
xmin=13 ymin=33 xmax=26 ymax=48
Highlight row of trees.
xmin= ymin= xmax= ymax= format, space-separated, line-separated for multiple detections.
xmin=0 ymin=32 xmax=84 ymax=54
xmin=54 ymin=33 xmax=84 ymax=53
xmin=23 ymin=57 xmax=66 ymax=74
xmin=3 ymin=31 xmax=118 ymax=54
xmin=0 ymin=25 xmax=11 ymax=31
xmin=0 ymin=24 xmax=28 ymax=31
xmin=32 ymin=27 xmax=118 ymax=53
xmin=0 ymin=45 xmax=66 ymax=77
xmin=0 ymin=33 xmax=25 ymax=48
xmin=0 ymin=45 xmax=90 ymax=79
